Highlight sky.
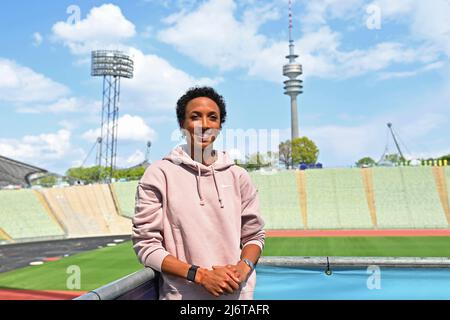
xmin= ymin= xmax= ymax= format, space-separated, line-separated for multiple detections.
xmin=0 ymin=0 xmax=449 ymax=175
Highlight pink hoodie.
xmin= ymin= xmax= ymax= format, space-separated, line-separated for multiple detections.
xmin=132 ymin=144 xmax=265 ymax=300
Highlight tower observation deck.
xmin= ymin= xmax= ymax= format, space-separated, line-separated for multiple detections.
xmin=283 ymin=0 xmax=303 ymax=141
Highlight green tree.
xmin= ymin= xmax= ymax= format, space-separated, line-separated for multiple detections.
xmin=291 ymin=137 xmax=319 ymax=166
xmin=356 ymin=157 xmax=376 ymax=168
xmin=439 ymin=154 xmax=450 ymax=162
xmin=235 ymin=151 xmax=274 ymax=171
xmin=279 ymin=140 xmax=292 ymax=169
xmin=384 ymin=153 xmax=406 ymax=165
xmin=33 ymin=175 xmax=57 ymax=187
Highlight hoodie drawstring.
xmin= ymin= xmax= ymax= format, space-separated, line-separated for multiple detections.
xmin=211 ymin=167 xmax=224 ymax=208
xmin=195 ymin=164 xmax=224 ymax=208
xmin=196 ymin=165 xmax=205 ymax=206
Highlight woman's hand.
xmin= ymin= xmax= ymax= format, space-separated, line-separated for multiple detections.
xmin=225 ymin=261 xmax=252 ymax=284
xmin=196 ymin=266 xmax=242 ymax=297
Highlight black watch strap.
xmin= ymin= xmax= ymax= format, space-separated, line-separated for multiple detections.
xmin=187 ymin=265 xmax=199 ymax=282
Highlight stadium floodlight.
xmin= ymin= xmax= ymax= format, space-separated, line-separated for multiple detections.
xmin=91 ymin=50 xmax=134 ymax=182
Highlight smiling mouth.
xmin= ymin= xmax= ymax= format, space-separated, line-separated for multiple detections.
xmin=194 ymin=134 xmax=214 ymax=141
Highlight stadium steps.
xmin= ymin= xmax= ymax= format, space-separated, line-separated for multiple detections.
xmin=295 ymin=170 xmax=308 ymax=228
xmin=0 ymin=227 xmax=13 ymax=242
xmin=108 ymin=184 xmax=126 ymax=219
xmin=38 ymin=185 xmax=131 ymax=238
xmin=432 ymin=166 xmax=450 ymax=226
xmin=361 ymin=168 xmax=378 ymax=228
xmin=94 ymin=184 xmax=131 ymax=234
xmin=33 ymin=189 xmax=68 ymax=235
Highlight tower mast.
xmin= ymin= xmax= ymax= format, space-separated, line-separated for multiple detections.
xmin=283 ymin=0 xmax=303 ymax=142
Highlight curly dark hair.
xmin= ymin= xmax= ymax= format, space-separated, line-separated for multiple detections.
xmin=176 ymin=86 xmax=227 ymax=128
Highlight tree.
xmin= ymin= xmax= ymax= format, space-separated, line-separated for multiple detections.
xmin=33 ymin=175 xmax=57 ymax=187
xmin=291 ymin=137 xmax=319 ymax=166
xmin=279 ymin=140 xmax=292 ymax=169
xmin=66 ymin=165 xmax=146 ymax=183
xmin=235 ymin=151 xmax=275 ymax=171
xmin=385 ymin=153 xmax=405 ymax=165
xmin=356 ymin=157 xmax=376 ymax=168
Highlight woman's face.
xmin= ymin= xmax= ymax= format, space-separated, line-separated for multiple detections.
xmin=183 ymin=97 xmax=221 ymax=150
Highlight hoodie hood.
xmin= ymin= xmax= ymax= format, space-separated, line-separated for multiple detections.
xmin=163 ymin=144 xmax=235 ymax=208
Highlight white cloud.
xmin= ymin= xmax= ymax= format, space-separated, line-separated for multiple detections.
xmin=32 ymin=32 xmax=43 ymax=47
xmin=410 ymin=1 xmax=450 ymax=57
xmin=122 ymin=48 xmax=221 ymax=111
xmin=0 ymin=130 xmax=72 ymax=163
xmin=249 ymin=26 xmax=438 ymax=81
xmin=301 ymin=107 xmax=449 ymax=166
xmin=300 ymin=0 xmax=365 ymax=31
xmin=16 ymin=98 xmax=101 ymax=114
xmin=370 ymin=0 xmax=415 ymax=18
xmin=157 ymin=0 xmax=279 ymax=71
xmin=82 ymin=114 xmax=157 ymax=142
xmin=156 ymin=0 xmax=441 ymax=82
xmin=52 ymin=4 xmax=136 ymax=54
xmin=50 ymin=3 xmax=220 ymax=112
xmin=0 ymin=58 xmax=69 ymax=103
xmin=116 ymin=150 xmax=146 ymax=168
xmin=378 ymin=61 xmax=444 ymax=80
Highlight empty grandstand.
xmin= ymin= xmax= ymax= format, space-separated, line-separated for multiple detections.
xmin=304 ymin=168 xmax=373 ymax=229
xmin=38 ymin=184 xmax=131 ymax=238
xmin=372 ymin=167 xmax=448 ymax=229
xmin=111 ymin=181 xmax=139 ymax=218
xmin=0 ymin=155 xmax=48 ymax=188
xmin=0 ymin=189 xmax=65 ymax=241
xmin=249 ymin=171 xmax=304 ymax=229
xmin=1 ymin=165 xmax=449 ymax=244
xmin=248 ymin=166 xmax=450 ymax=230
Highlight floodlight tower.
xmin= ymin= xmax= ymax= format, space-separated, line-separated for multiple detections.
xmin=283 ymin=0 xmax=303 ymax=142
xmin=91 ymin=50 xmax=134 ymax=182
xmin=145 ymin=141 xmax=152 ymax=163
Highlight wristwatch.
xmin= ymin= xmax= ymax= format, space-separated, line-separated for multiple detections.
xmin=242 ymin=258 xmax=255 ymax=273
xmin=187 ymin=265 xmax=199 ymax=282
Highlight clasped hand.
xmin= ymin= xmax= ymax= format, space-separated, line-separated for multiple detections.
xmin=197 ymin=261 xmax=252 ymax=297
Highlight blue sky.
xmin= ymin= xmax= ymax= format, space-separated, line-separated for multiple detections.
xmin=0 ymin=0 xmax=449 ymax=174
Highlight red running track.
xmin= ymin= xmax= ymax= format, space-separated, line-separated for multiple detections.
xmin=0 ymin=289 xmax=87 ymax=300
xmin=266 ymin=229 xmax=450 ymax=237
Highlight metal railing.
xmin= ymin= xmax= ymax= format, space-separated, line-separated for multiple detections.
xmin=75 ymin=267 xmax=158 ymax=300
xmin=75 ymin=256 xmax=450 ymax=300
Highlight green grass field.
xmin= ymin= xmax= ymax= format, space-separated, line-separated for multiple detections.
xmin=1 ymin=236 xmax=450 ymax=292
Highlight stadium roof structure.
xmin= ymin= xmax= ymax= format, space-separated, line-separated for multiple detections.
xmin=127 ymin=160 xmax=151 ymax=170
xmin=0 ymin=155 xmax=48 ymax=188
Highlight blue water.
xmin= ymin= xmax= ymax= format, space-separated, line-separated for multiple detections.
xmin=254 ymin=265 xmax=450 ymax=300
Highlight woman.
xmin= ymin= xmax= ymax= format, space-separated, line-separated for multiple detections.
xmin=132 ymin=86 xmax=265 ymax=300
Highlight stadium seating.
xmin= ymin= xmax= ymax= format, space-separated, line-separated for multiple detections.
xmin=249 ymin=171 xmax=304 ymax=229
xmin=39 ymin=184 xmax=131 ymax=238
xmin=1 ymin=166 xmax=449 ymax=243
xmin=111 ymin=181 xmax=139 ymax=218
xmin=372 ymin=167 xmax=448 ymax=229
xmin=0 ymin=189 xmax=65 ymax=240
xmin=305 ymin=168 xmax=373 ymax=229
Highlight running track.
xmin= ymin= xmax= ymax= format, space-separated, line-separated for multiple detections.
xmin=2 ymin=229 xmax=450 ymax=300
xmin=266 ymin=229 xmax=450 ymax=237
